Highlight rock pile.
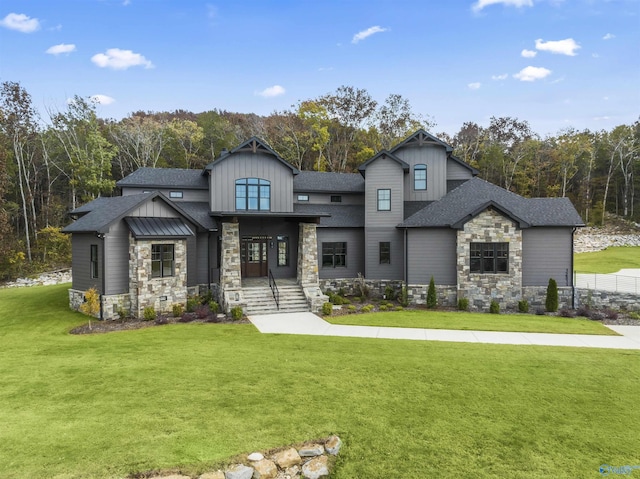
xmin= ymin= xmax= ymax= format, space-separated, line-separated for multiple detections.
xmin=574 ymin=229 xmax=640 ymax=253
xmin=146 ymin=436 xmax=342 ymax=479
xmin=1 ymin=269 xmax=72 ymax=288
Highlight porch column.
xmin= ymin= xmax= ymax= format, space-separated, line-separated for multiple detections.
xmin=297 ymin=222 xmax=319 ymax=286
xmin=220 ymin=221 xmax=245 ymax=313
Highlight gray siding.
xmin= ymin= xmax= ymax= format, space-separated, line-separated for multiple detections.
xmin=523 ymin=228 xmax=574 ymax=287
xmin=209 ymin=152 xmax=294 ymax=212
xmin=407 ymin=229 xmax=457 ymax=285
xmin=71 ymin=233 xmax=102 ymax=292
xmin=317 ymin=228 xmax=365 ymax=280
xmin=446 ymin=158 xmax=474 ymax=180
xmin=365 ymin=227 xmax=404 ymax=280
xmin=196 ymin=233 xmax=210 ymax=285
xmin=121 ymin=187 xmax=208 ymax=202
xmin=105 ymin=221 xmax=130 ymax=294
xmin=295 ymin=192 xmax=364 ymax=205
xmin=365 ymin=159 xmax=404 ymax=228
xmin=128 ymin=200 xmax=183 ymax=218
xmin=395 ymin=144 xmax=447 ymax=202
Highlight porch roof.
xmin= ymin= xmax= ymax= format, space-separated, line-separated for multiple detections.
xmin=125 ymin=217 xmax=194 ymax=238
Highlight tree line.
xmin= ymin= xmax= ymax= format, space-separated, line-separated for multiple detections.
xmin=0 ymin=80 xmax=638 ymax=280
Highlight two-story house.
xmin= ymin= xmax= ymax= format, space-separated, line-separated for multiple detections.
xmin=63 ymin=130 xmax=584 ymax=318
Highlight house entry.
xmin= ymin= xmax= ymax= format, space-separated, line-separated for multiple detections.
xmin=241 ymin=237 xmax=268 ymax=277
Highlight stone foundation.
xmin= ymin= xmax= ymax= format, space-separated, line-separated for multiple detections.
xmin=575 ymin=289 xmax=640 ymax=310
xmin=319 ymin=278 xmax=405 ymax=299
xmin=407 ymin=284 xmax=457 ymax=307
xmin=69 ymin=289 xmax=131 ymax=320
xmin=521 ymin=286 xmax=574 ymax=311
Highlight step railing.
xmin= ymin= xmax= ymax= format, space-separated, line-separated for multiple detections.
xmin=268 ymin=269 xmax=280 ymax=310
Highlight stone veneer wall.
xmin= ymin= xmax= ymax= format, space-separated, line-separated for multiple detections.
xmin=407 ymin=285 xmax=457 ymax=307
xmin=457 ymin=208 xmax=523 ymax=311
xmin=521 ymin=286 xmax=574 ymax=311
xmin=575 ymin=289 xmax=640 ymax=310
xmin=219 ymin=222 xmax=246 ymax=314
xmin=298 ymin=223 xmax=328 ymax=312
xmin=129 ymin=237 xmax=188 ymax=318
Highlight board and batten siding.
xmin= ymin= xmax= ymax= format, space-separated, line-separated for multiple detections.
xmin=522 ymin=227 xmax=574 ymax=287
xmin=121 ymin=188 xmax=208 ymax=202
xmin=105 ymin=221 xmax=131 ymax=294
xmin=365 ymin=228 xmax=404 ymax=280
xmin=317 ymin=228 xmax=365 ymax=280
xmin=395 ymin=144 xmax=448 ymax=202
xmin=446 ymin=158 xmax=474 ymax=181
xmin=407 ymin=229 xmax=457 ymax=285
xmin=294 ymin=192 xmax=364 ymax=205
xmin=364 ymin=159 xmax=404 ymax=228
xmin=208 ymin=152 xmax=294 ymax=212
xmin=71 ymin=233 xmax=102 ymax=292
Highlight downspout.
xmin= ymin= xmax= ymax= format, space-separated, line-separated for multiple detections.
xmin=404 ymin=228 xmax=408 ymax=285
xmin=98 ymin=233 xmax=105 ymax=321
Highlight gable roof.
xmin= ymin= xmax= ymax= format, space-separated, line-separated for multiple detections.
xmin=390 ymin=129 xmax=454 ymax=154
xmin=62 ymin=192 xmax=213 ymax=234
xmin=293 ymin=171 xmax=365 ymax=193
xmin=204 ymin=137 xmax=299 ymax=175
xmin=357 ymin=150 xmax=409 ymax=178
xmin=116 ymin=167 xmax=208 ymax=189
xmin=447 ymin=154 xmax=480 ymax=176
xmin=399 ymin=177 xmax=585 ymax=229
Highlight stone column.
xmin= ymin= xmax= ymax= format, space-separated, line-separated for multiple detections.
xmin=220 ymin=221 xmax=245 ymax=313
xmin=297 ymin=222 xmax=328 ymax=312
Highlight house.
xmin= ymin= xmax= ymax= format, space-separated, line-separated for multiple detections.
xmin=63 ymin=130 xmax=584 ymax=319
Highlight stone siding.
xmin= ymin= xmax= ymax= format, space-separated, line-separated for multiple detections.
xmin=219 ymin=222 xmax=244 ymax=314
xmin=320 ymin=278 xmax=405 ymax=299
xmin=298 ymin=223 xmax=328 ymax=311
xmin=457 ymin=208 xmax=523 ymax=311
xmin=521 ymin=286 xmax=574 ymax=311
xmin=407 ymin=284 xmax=457 ymax=307
xmin=575 ymin=289 xmax=640 ymax=310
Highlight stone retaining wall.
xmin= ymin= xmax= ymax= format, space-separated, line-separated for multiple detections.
xmin=575 ymin=289 xmax=640 ymax=310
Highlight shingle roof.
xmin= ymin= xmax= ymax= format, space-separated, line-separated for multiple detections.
xmin=125 ymin=217 xmax=194 ymax=238
xmin=399 ymin=177 xmax=585 ymax=228
xmin=357 ymin=150 xmax=409 ymax=177
xmin=389 ymin=129 xmax=454 ymax=154
xmin=69 ymin=196 xmax=112 ymax=216
xmin=293 ymin=171 xmax=365 ymax=193
xmin=294 ymin=203 xmax=365 ymax=228
xmin=116 ymin=167 xmax=208 ymax=189
xmin=204 ymin=137 xmax=299 ymax=174
xmin=177 ymin=202 xmax=216 ymax=230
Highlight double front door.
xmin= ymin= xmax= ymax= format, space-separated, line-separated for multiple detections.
xmin=241 ymin=238 xmax=268 ymax=277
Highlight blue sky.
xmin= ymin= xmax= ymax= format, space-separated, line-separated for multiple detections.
xmin=1 ymin=0 xmax=638 ymax=136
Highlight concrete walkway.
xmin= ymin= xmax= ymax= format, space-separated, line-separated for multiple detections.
xmin=249 ymin=312 xmax=640 ymax=350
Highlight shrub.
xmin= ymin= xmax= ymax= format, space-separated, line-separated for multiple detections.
xmin=589 ymin=310 xmax=605 ymax=321
xmin=361 ymin=304 xmax=374 ymax=313
xmin=195 ymin=304 xmax=209 ymax=319
xmin=518 ymin=300 xmax=529 ymax=314
xmin=535 ymin=307 xmax=546 ymax=316
xmin=172 ymin=303 xmax=184 ymax=317
xmin=489 ymin=300 xmax=500 ymax=314
xmin=322 ymin=302 xmax=333 ymax=316
xmin=230 ymin=306 xmax=244 ymax=321
xmin=559 ymin=308 xmax=576 ymax=318
xmin=355 ymin=273 xmax=370 ymax=298
xmin=399 ymin=286 xmax=409 ymax=308
xmin=155 ymin=317 xmax=168 ymax=325
xmin=179 ymin=312 xmax=195 ymax=323
xmin=394 ymin=306 xmax=404 ymax=311
xmin=115 ymin=307 xmax=128 ymax=320
xmin=384 ymin=285 xmax=396 ymax=301
xmin=353 ymin=296 xmax=361 ymax=303
xmin=186 ymin=297 xmax=199 ymax=313
xmin=79 ymin=287 xmax=100 ymax=317
xmin=576 ymin=305 xmax=590 ymax=317
xmin=200 ymin=289 xmax=213 ymax=304
xmin=143 ymin=306 xmax=156 ymax=321
xmin=347 ymin=305 xmax=357 ymax=312
xmin=427 ymin=276 xmax=437 ymax=309
xmin=457 ymin=298 xmax=469 ymax=311
xmin=545 ymin=278 xmax=558 ymax=313
xmin=209 ymin=301 xmax=219 ymax=315
xmin=379 ymin=305 xmax=389 ymax=311
xmin=604 ymin=309 xmax=619 ymax=320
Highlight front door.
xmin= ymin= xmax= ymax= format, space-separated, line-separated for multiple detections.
xmin=241 ymin=238 xmax=268 ymax=277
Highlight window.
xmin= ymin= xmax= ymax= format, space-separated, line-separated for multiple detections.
xmin=235 ymin=178 xmax=271 ymax=211
xmin=90 ymin=244 xmax=99 ymax=278
xmin=322 ymin=242 xmax=347 ymax=268
xmin=414 ymin=164 xmax=427 ymax=190
xmin=277 ymin=236 xmax=289 ymax=267
xmin=377 ymin=189 xmax=391 ymax=211
xmin=470 ymin=243 xmax=509 ymax=274
xmin=297 ymin=194 xmax=309 ymax=202
xmin=379 ymin=242 xmax=391 ymax=264
xmin=152 ymin=244 xmax=175 ymax=278
xmin=169 ymin=191 xmax=183 ymax=198
xmin=330 ymin=195 xmax=342 ymax=203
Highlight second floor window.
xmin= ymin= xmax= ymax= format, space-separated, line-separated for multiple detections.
xmin=414 ymin=164 xmax=427 ymax=190
xmin=377 ymin=189 xmax=391 ymax=211
xmin=235 ymin=178 xmax=270 ymax=211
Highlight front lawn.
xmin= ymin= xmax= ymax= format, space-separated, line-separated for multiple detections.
xmin=574 ymin=246 xmax=640 ymax=273
xmin=326 ymin=309 xmax=618 ymax=335
xmin=1 ymin=284 xmax=639 ymax=479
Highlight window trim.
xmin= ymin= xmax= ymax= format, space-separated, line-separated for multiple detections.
xmin=330 ymin=195 xmax=342 ymax=203
xmin=277 ymin=236 xmax=289 ymax=267
xmin=414 ymin=164 xmax=427 ymax=190
xmin=321 ymin=242 xmax=347 ymax=268
xmin=470 ymin=242 xmax=509 ymax=274
xmin=377 ymin=189 xmax=391 ymax=211
xmin=235 ymin=178 xmax=271 ymax=211
xmin=379 ymin=241 xmax=391 ymax=264
xmin=90 ymin=244 xmax=99 ymax=279
xmin=151 ymin=244 xmax=175 ymax=278
xmin=297 ymin=194 xmax=309 ymax=202
xmin=169 ymin=191 xmax=183 ymax=198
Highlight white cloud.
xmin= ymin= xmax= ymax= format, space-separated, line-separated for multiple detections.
xmin=206 ymin=4 xmax=217 ymax=19
xmin=491 ymin=73 xmax=508 ymax=80
xmin=256 ymin=85 xmax=286 ymax=98
xmin=472 ymin=0 xmax=533 ymax=13
xmin=535 ymin=38 xmax=580 ymax=56
xmin=352 ymin=26 xmax=388 ymax=44
xmin=521 ymin=49 xmax=537 ymax=58
xmin=123 ymin=0 xmax=131 ymax=5
xmin=0 ymin=13 xmax=40 ymax=33
xmin=46 ymin=43 xmax=76 ymax=55
xmin=91 ymin=48 xmax=154 ymax=70
xmin=468 ymin=82 xmax=481 ymax=90
xmin=90 ymin=94 xmax=115 ymax=105
xmin=602 ymin=33 xmax=615 ymax=40
xmin=594 ymin=116 xmax=610 ymax=121
xmin=513 ymin=66 xmax=552 ymax=81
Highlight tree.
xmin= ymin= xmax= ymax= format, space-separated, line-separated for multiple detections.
xmin=166 ymin=118 xmax=205 ymax=168
xmin=427 ymin=276 xmax=437 ymax=309
xmin=545 ymin=278 xmax=558 ymax=313
xmin=375 ymin=93 xmax=430 ymax=150
xmin=553 ymin=128 xmax=591 ymax=198
xmin=486 ymin=117 xmax=536 ymax=191
xmin=108 ymin=114 xmax=169 ymax=175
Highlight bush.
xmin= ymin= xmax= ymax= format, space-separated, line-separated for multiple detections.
xmin=186 ymin=297 xmax=199 ymax=313
xmin=195 ymin=304 xmax=209 ymax=319
xmin=355 ymin=273 xmax=370 ymax=298
xmin=155 ymin=317 xmax=168 ymax=325
xmin=322 ymin=302 xmax=333 ymax=316
xmin=179 ymin=312 xmax=195 ymax=323
xmin=576 ymin=305 xmax=590 ymax=317
xmin=79 ymin=287 xmax=100 ymax=317
xmin=394 ymin=306 xmax=404 ymax=311
xmin=545 ymin=278 xmax=558 ymax=313
xmin=172 ymin=303 xmax=184 ymax=318
xmin=384 ymin=285 xmax=396 ymax=301
xmin=353 ymin=296 xmax=361 ymax=303
xmin=604 ymin=309 xmax=619 ymax=320
xmin=518 ymin=300 xmax=529 ymax=313
xmin=361 ymin=304 xmax=374 ymax=313
xmin=399 ymin=286 xmax=409 ymax=308
xmin=535 ymin=307 xmax=546 ymax=316
xmin=427 ymin=276 xmax=437 ymax=309
xmin=559 ymin=308 xmax=576 ymax=318
xmin=347 ymin=305 xmax=357 ymax=312
xmin=209 ymin=301 xmax=219 ymax=315
xmin=116 ymin=307 xmax=128 ymax=320
xmin=230 ymin=306 xmax=243 ymax=321
xmin=589 ymin=310 xmax=605 ymax=321
xmin=457 ymin=298 xmax=469 ymax=311
xmin=143 ymin=306 xmax=156 ymax=321
xmin=200 ymin=289 xmax=213 ymax=305
xmin=379 ymin=305 xmax=389 ymax=311
xmin=489 ymin=300 xmax=500 ymax=314
xmin=628 ymin=311 xmax=640 ymax=320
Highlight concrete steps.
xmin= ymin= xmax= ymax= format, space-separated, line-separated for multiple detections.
xmin=243 ymin=284 xmax=310 ymax=315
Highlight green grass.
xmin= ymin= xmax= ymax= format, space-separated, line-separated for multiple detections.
xmin=575 ymin=246 xmax=640 ymax=273
xmin=1 ymin=284 xmax=639 ymax=479
xmin=326 ymin=310 xmax=618 ymax=335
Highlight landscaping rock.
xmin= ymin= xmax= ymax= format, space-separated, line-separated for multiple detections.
xmin=248 ymin=452 xmax=264 ymax=462
xmin=272 ymin=448 xmax=301 ymax=468
xmin=301 ymin=455 xmax=329 ymax=479
xmin=199 ymin=472 xmax=225 ymax=479
xmin=149 ymin=475 xmax=191 ymax=479
xmin=225 ymin=464 xmax=254 ymax=479
xmin=252 ymin=459 xmax=278 ymax=479
xmin=324 ymin=435 xmax=342 ymax=456
xmin=297 ymin=444 xmax=324 ymax=457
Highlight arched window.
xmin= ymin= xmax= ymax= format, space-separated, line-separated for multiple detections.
xmin=235 ymin=178 xmax=270 ymax=211
xmin=414 ymin=164 xmax=427 ymax=190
